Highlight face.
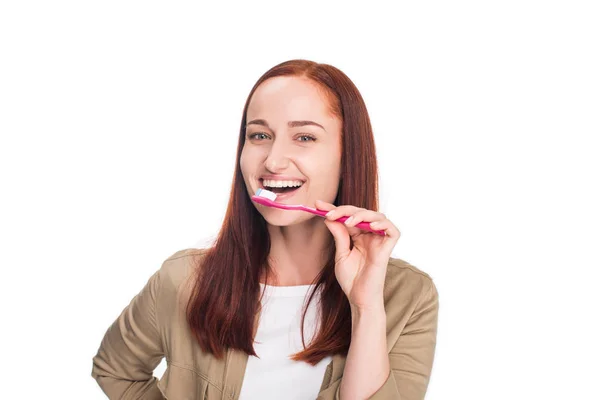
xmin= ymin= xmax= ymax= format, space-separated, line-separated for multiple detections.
xmin=240 ymin=76 xmax=342 ymax=225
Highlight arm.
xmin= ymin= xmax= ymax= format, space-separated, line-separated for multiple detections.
xmin=337 ymin=279 xmax=439 ymax=400
xmin=91 ymin=269 xmax=165 ymax=400
xmin=339 ymin=302 xmax=390 ymax=399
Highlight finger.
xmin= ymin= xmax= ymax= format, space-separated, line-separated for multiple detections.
xmin=369 ymin=219 xmax=401 ymax=241
xmin=343 ymin=210 xmax=386 ymax=227
xmin=315 ymin=199 xmax=336 ymax=212
xmin=323 ymin=205 xmax=362 ymax=221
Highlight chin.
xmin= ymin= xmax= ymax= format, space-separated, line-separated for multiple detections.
xmin=261 ymin=210 xmax=309 ymax=225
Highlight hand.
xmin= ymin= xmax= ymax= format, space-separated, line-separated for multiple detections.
xmin=315 ymin=199 xmax=401 ymax=310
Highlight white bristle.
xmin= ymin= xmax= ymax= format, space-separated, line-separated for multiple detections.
xmin=256 ymin=188 xmax=277 ymax=201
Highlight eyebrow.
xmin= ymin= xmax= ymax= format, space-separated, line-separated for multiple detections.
xmin=246 ymin=119 xmax=326 ymax=132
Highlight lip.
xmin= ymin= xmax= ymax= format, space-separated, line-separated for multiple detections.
xmin=259 ymin=174 xmax=306 ymax=182
xmin=257 ymin=179 xmax=304 ymax=202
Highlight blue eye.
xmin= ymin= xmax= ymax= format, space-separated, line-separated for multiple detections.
xmin=248 ymin=133 xmax=269 ymax=140
xmin=298 ymin=135 xmax=316 ymax=142
xmin=246 ymin=133 xmax=316 ymax=142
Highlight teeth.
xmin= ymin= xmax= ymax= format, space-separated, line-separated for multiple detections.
xmin=262 ymin=179 xmax=304 ymax=188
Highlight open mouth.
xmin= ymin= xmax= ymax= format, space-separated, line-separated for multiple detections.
xmin=259 ymin=179 xmax=304 ymax=195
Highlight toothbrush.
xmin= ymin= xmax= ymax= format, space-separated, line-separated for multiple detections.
xmin=251 ymin=188 xmax=386 ymax=236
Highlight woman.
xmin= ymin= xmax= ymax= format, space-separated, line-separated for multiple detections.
xmin=92 ymin=59 xmax=439 ymax=400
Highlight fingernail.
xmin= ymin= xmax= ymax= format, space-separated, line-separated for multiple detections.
xmin=325 ymin=211 xmax=333 ymax=217
xmin=345 ymin=216 xmax=353 ymax=225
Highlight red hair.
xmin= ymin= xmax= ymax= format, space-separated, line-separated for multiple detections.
xmin=186 ymin=59 xmax=380 ymax=365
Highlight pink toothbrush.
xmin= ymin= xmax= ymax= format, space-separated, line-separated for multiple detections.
xmin=251 ymin=188 xmax=386 ymax=236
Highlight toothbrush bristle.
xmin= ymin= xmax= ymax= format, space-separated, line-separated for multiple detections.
xmin=256 ymin=188 xmax=277 ymax=201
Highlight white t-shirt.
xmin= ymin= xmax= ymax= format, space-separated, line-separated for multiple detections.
xmin=238 ymin=282 xmax=334 ymax=399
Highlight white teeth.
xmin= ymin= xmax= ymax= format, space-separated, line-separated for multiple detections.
xmin=262 ymin=179 xmax=304 ymax=188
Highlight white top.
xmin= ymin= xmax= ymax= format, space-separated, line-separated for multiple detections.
xmin=238 ymin=282 xmax=334 ymax=399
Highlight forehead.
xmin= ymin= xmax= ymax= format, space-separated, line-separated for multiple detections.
xmin=247 ymin=76 xmax=334 ymax=121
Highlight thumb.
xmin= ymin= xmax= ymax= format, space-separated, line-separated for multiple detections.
xmin=323 ymin=217 xmax=351 ymax=261
xmin=315 ymin=200 xmax=351 ymax=260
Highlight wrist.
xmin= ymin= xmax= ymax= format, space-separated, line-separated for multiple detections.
xmin=350 ymin=302 xmax=386 ymax=325
xmin=350 ymin=299 xmax=385 ymax=314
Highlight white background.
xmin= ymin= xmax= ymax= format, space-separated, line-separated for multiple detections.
xmin=1 ymin=1 xmax=599 ymax=399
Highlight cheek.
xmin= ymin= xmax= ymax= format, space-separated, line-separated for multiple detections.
xmin=239 ymin=150 xmax=251 ymax=179
xmin=240 ymin=147 xmax=264 ymax=186
xmin=301 ymin=143 xmax=341 ymax=170
xmin=320 ymin=152 xmax=342 ymax=191
xmin=316 ymin=145 xmax=342 ymax=175
xmin=302 ymin=155 xmax=341 ymax=187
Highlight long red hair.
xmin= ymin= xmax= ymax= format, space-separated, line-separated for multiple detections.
xmin=186 ymin=59 xmax=380 ymax=365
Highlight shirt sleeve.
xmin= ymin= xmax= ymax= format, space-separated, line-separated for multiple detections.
xmin=336 ymin=278 xmax=439 ymax=400
xmin=91 ymin=269 xmax=166 ymax=400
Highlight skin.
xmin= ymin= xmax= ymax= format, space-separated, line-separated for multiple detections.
xmin=240 ymin=75 xmax=402 ymax=399
xmin=240 ymin=75 xmax=343 ymax=286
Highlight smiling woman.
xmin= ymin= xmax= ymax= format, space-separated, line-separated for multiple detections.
xmin=91 ymin=59 xmax=439 ymax=400
xmin=240 ymin=73 xmax=344 ymax=219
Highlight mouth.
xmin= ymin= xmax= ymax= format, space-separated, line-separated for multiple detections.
xmin=258 ymin=179 xmax=304 ymax=197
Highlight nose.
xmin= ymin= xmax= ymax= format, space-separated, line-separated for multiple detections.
xmin=264 ymin=139 xmax=291 ymax=172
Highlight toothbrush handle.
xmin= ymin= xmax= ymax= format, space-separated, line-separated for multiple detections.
xmin=353 ymin=220 xmax=387 ymax=236
xmin=302 ymin=206 xmax=387 ymax=236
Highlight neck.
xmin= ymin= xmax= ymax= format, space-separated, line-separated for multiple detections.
xmin=263 ymin=217 xmax=333 ymax=286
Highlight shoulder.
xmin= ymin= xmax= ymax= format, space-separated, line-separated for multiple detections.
xmin=156 ymin=248 xmax=209 ymax=292
xmin=150 ymin=248 xmax=210 ymax=323
xmin=383 ymin=256 xmax=438 ymax=319
xmin=385 ymin=256 xmax=435 ymax=291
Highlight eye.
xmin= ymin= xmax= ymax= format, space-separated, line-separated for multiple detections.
xmin=297 ymin=134 xmax=317 ymax=142
xmin=247 ymin=132 xmax=270 ymax=140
